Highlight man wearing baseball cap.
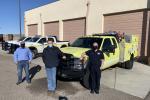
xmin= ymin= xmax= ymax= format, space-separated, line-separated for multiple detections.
xmin=14 ymin=41 xmax=32 ymax=85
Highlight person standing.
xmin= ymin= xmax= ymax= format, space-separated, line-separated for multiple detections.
xmin=81 ymin=42 xmax=104 ymax=94
xmin=14 ymin=41 xmax=32 ymax=85
xmin=42 ymin=38 xmax=65 ymax=95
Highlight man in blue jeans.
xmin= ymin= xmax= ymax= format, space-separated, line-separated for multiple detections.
xmin=42 ymin=38 xmax=65 ymax=95
xmin=14 ymin=41 xmax=32 ymax=85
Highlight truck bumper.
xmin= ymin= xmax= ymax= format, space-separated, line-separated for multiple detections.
xmin=57 ymin=53 xmax=85 ymax=79
xmin=57 ymin=69 xmax=84 ymax=79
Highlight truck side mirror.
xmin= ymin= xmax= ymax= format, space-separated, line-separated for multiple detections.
xmin=44 ymin=43 xmax=48 ymax=45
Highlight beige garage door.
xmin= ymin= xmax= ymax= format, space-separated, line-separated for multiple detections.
xmin=44 ymin=21 xmax=59 ymax=38
xmin=63 ymin=18 xmax=86 ymax=42
xmin=104 ymin=11 xmax=143 ymax=55
xmin=28 ymin=24 xmax=38 ymax=36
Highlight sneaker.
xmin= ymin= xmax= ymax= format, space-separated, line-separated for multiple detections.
xmin=90 ymin=90 xmax=94 ymax=94
xmin=16 ymin=81 xmax=22 ymax=85
xmin=59 ymin=96 xmax=68 ymax=100
xmin=47 ymin=90 xmax=55 ymax=96
xmin=94 ymin=90 xmax=99 ymax=94
xmin=27 ymin=80 xmax=31 ymax=84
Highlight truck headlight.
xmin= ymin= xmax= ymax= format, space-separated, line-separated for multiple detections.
xmin=8 ymin=43 xmax=11 ymax=46
xmin=74 ymin=58 xmax=83 ymax=70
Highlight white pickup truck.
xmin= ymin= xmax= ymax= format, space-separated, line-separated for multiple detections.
xmin=7 ymin=37 xmax=31 ymax=45
xmin=25 ymin=36 xmax=69 ymax=58
xmin=2 ymin=37 xmax=32 ymax=53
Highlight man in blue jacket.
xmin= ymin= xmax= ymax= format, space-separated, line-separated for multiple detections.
xmin=14 ymin=41 xmax=32 ymax=85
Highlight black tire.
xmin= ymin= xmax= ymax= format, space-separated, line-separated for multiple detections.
xmin=1 ymin=42 xmax=4 ymax=50
xmin=125 ymin=55 xmax=134 ymax=69
xmin=148 ymin=57 xmax=150 ymax=66
xmin=80 ymin=61 xmax=90 ymax=89
xmin=4 ymin=42 xmax=8 ymax=51
xmin=31 ymin=49 xmax=37 ymax=59
xmin=120 ymin=62 xmax=126 ymax=69
xmin=8 ymin=48 xmax=12 ymax=54
xmin=8 ymin=44 xmax=13 ymax=54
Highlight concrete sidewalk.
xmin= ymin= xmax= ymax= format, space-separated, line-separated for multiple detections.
xmin=102 ymin=62 xmax=150 ymax=99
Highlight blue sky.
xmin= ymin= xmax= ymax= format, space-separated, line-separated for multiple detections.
xmin=0 ymin=0 xmax=57 ymax=34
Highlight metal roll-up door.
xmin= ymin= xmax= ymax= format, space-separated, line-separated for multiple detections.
xmin=63 ymin=18 xmax=86 ymax=42
xmin=28 ymin=24 xmax=38 ymax=36
xmin=44 ymin=21 xmax=59 ymax=38
xmin=146 ymin=11 xmax=150 ymax=57
xmin=104 ymin=12 xmax=143 ymax=55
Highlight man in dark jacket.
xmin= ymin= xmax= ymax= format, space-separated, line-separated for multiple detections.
xmin=42 ymin=38 xmax=65 ymax=94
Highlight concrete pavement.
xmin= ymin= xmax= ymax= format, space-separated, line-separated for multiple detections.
xmin=102 ymin=62 xmax=150 ymax=99
xmin=0 ymin=48 xmax=145 ymax=100
xmin=31 ymin=56 xmax=150 ymax=99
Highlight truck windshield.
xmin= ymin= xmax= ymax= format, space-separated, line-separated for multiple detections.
xmin=18 ymin=37 xmax=25 ymax=41
xmin=71 ymin=38 xmax=103 ymax=48
xmin=24 ymin=37 xmax=32 ymax=42
xmin=28 ymin=37 xmax=40 ymax=42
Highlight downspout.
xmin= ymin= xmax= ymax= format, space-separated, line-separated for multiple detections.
xmin=86 ymin=0 xmax=90 ymax=36
xmin=40 ymin=13 xmax=43 ymax=36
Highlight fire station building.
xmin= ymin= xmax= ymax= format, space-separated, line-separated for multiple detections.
xmin=24 ymin=0 xmax=150 ymax=59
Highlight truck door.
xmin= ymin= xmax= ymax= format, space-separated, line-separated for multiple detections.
xmin=101 ymin=38 xmax=119 ymax=69
xmin=111 ymin=38 xmax=120 ymax=65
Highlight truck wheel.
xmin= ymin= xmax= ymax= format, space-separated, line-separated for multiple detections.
xmin=31 ymin=50 xmax=37 ymax=59
xmin=148 ymin=57 xmax=150 ymax=66
xmin=8 ymin=48 xmax=12 ymax=54
xmin=8 ymin=44 xmax=14 ymax=54
xmin=1 ymin=42 xmax=4 ymax=50
xmin=80 ymin=62 xmax=90 ymax=89
xmin=125 ymin=56 xmax=134 ymax=69
xmin=120 ymin=62 xmax=126 ymax=69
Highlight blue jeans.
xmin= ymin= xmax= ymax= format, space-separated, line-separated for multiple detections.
xmin=17 ymin=60 xmax=30 ymax=82
xmin=46 ymin=67 xmax=56 ymax=91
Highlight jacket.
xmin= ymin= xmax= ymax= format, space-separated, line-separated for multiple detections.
xmin=42 ymin=46 xmax=63 ymax=68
